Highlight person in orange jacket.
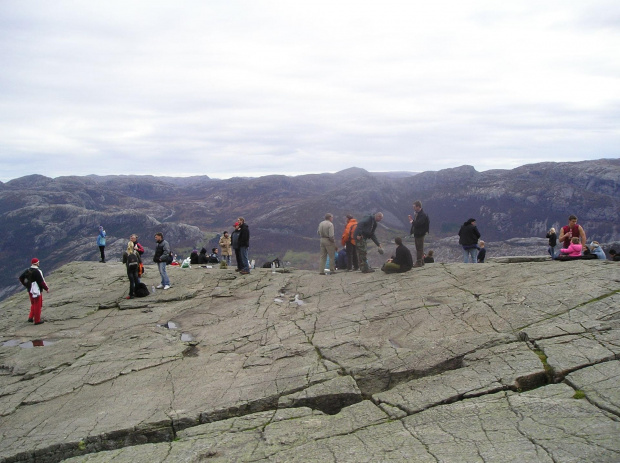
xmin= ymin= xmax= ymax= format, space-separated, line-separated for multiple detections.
xmin=341 ymin=215 xmax=359 ymax=271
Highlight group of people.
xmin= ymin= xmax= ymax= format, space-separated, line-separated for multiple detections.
xmin=546 ymin=215 xmax=612 ymax=260
xmin=458 ymin=218 xmax=486 ymax=263
xmin=318 ymin=201 xmax=432 ymax=274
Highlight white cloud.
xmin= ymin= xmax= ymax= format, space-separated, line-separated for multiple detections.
xmin=0 ymin=0 xmax=619 ymax=181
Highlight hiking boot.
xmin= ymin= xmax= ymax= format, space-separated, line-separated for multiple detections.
xmin=240 ymin=270 xmax=250 ymax=275
xmin=34 ymin=321 xmax=45 ymax=325
xmin=28 ymin=318 xmax=33 ymax=323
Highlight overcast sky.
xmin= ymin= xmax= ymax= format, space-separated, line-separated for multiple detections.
xmin=1 ymin=1 xmax=619 ymax=182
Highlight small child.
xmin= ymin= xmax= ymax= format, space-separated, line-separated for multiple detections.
xmin=477 ymin=241 xmax=486 ymax=263
xmin=560 ymin=237 xmax=582 ymax=257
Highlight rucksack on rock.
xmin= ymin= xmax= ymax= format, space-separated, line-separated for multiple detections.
xmin=135 ymin=282 xmax=149 ymax=297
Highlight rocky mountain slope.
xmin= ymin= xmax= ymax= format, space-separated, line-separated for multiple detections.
xmin=0 ymin=159 xmax=618 ymax=300
xmin=0 ymin=259 xmax=618 ymax=462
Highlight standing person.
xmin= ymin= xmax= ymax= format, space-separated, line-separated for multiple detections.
xmin=546 ymin=228 xmax=558 ymax=259
xmin=122 ymin=241 xmax=141 ymax=299
xmin=237 ymin=217 xmax=251 ymax=275
xmin=341 ymin=215 xmax=359 ymax=271
xmin=231 ymin=223 xmax=242 ymax=271
xmin=559 ymin=215 xmax=586 ymax=249
xmin=381 ymin=237 xmax=413 ymax=273
xmin=318 ymin=213 xmax=337 ymax=275
xmin=219 ymin=231 xmax=232 ymax=265
xmin=130 ymin=234 xmax=145 ymax=282
xmin=97 ymin=225 xmax=106 ymax=263
xmin=355 ymin=212 xmax=384 ymax=273
xmin=477 ymin=241 xmax=486 ymax=263
xmin=458 ymin=218 xmax=481 ymax=263
xmin=130 ymin=234 xmax=145 ymax=255
xmin=18 ymin=258 xmax=49 ymax=325
xmin=153 ymin=232 xmax=171 ymax=289
xmin=408 ymin=200 xmax=430 ymax=268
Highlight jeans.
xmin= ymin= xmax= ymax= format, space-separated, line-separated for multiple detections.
xmin=414 ymin=235 xmax=425 ymax=266
xmin=128 ymin=268 xmax=139 ymax=296
xmin=463 ymin=247 xmax=478 ymax=263
xmin=240 ymin=247 xmax=250 ymax=272
xmin=548 ymin=245 xmax=558 ymax=259
xmin=158 ymin=262 xmax=170 ymax=286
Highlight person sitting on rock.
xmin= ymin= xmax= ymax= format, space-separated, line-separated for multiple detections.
xmin=560 ymin=237 xmax=583 ymax=257
xmin=197 ymin=248 xmax=208 ymax=264
xmin=208 ymin=248 xmax=220 ymax=264
xmin=423 ymin=250 xmax=435 ymax=263
xmin=609 ymin=249 xmax=620 ymax=261
xmin=587 ymin=241 xmax=606 ymax=260
xmin=190 ymin=249 xmax=199 ymax=265
xmin=381 ymin=237 xmax=413 ymax=273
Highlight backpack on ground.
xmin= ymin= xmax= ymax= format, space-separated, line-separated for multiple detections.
xmin=135 ymin=282 xmax=150 ymax=297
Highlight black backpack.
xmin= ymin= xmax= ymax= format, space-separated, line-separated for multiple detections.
xmin=19 ymin=268 xmax=35 ymax=288
xmin=135 ymin=282 xmax=150 ymax=297
xmin=127 ymin=252 xmax=139 ymax=268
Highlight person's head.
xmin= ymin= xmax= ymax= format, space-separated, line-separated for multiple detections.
xmin=427 ymin=250 xmax=434 ymax=257
xmin=590 ymin=241 xmax=600 ymax=249
xmin=127 ymin=241 xmax=134 ymax=253
xmin=346 ymin=214 xmax=354 ymax=222
xmin=234 ymin=222 xmax=239 ymax=229
xmin=324 ymin=213 xmax=333 ymax=221
xmin=375 ymin=212 xmax=384 ymax=222
xmin=200 ymin=247 xmax=207 ymax=254
xmin=465 ymin=218 xmax=476 ymax=226
xmin=212 ymin=248 xmax=218 ymax=254
xmin=394 ymin=237 xmax=403 ymax=246
xmin=154 ymin=232 xmax=164 ymax=243
xmin=549 ymin=227 xmax=556 ymax=234
xmin=99 ymin=225 xmax=104 ymax=230
xmin=568 ymin=215 xmax=578 ymax=225
xmin=413 ymin=201 xmax=422 ymax=212
xmin=31 ymin=258 xmax=39 ymax=267
xmin=130 ymin=234 xmax=139 ymax=243
xmin=223 ymin=231 xmax=229 ymax=237
xmin=479 ymin=240 xmax=485 ymax=248
xmin=610 ymin=249 xmax=618 ymax=256
xmin=571 ymin=237 xmax=580 ymax=244
xmin=237 ymin=217 xmax=245 ymax=225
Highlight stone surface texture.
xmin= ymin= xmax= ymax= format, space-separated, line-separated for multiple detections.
xmin=0 ymin=260 xmax=619 ymax=462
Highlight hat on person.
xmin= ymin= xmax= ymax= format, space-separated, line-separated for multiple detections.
xmin=346 ymin=214 xmax=354 ymax=220
xmin=234 ymin=222 xmax=239 ymax=227
xmin=31 ymin=258 xmax=39 ymax=265
xmin=590 ymin=241 xmax=600 ymax=248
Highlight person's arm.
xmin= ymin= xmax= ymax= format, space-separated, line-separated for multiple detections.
xmin=558 ymin=227 xmax=568 ymax=243
xmin=579 ymin=226 xmax=586 ymax=246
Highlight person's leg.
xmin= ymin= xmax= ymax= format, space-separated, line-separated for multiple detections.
xmin=414 ymin=236 xmax=424 ymax=266
xmin=327 ymin=242 xmax=336 ymax=272
xmin=99 ymin=246 xmax=105 ymax=262
xmin=128 ymin=270 xmax=137 ymax=296
xmin=158 ymin=262 xmax=170 ymax=286
xmin=32 ymin=294 xmax=43 ymax=323
xmin=240 ymin=247 xmax=250 ymax=272
xmin=28 ymin=293 xmax=36 ymax=321
xmin=350 ymin=244 xmax=359 ymax=270
xmin=382 ymin=262 xmax=401 ymax=273
xmin=319 ymin=240 xmax=328 ymax=274
xmin=357 ymin=239 xmax=369 ymax=271
xmin=462 ymin=248 xmax=469 ymax=263
xmin=234 ymin=249 xmax=242 ymax=270
xmin=470 ymin=248 xmax=479 ymax=263
xmin=345 ymin=244 xmax=353 ymax=270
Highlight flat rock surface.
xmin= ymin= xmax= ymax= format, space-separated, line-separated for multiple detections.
xmin=1 ymin=260 xmax=619 ymax=462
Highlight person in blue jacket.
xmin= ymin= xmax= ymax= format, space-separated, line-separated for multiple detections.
xmin=97 ymin=225 xmax=106 ymax=263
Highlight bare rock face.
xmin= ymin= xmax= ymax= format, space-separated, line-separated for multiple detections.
xmin=0 ymin=260 xmax=619 ymax=462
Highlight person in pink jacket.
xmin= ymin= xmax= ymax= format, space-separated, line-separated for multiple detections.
xmin=560 ymin=237 xmax=583 ymax=257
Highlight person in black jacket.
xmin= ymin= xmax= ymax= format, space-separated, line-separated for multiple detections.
xmin=409 ymin=200 xmax=430 ymax=268
xmin=458 ymin=218 xmax=481 ymax=263
xmin=355 ymin=212 xmax=384 ymax=273
xmin=381 ymin=237 xmax=413 ymax=273
xmin=237 ymin=217 xmax=251 ymax=274
xmin=546 ymin=227 xmax=558 ymax=259
xmin=18 ymin=258 xmax=50 ymax=325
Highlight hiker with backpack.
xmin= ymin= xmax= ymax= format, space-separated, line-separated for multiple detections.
xmin=153 ymin=232 xmax=172 ymax=289
xmin=18 ymin=258 xmax=50 ymax=325
xmin=122 ymin=241 xmax=142 ymax=299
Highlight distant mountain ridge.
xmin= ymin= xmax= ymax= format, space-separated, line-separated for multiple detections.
xmin=0 ymin=159 xmax=618 ymax=300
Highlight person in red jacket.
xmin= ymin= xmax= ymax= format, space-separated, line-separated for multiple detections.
xmin=18 ymin=258 xmax=50 ymax=325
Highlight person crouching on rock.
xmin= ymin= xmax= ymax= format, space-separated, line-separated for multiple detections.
xmin=381 ymin=237 xmax=413 ymax=273
xmin=19 ymin=258 xmax=50 ymax=325
xmin=122 ymin=241 xmax=141 ymax=299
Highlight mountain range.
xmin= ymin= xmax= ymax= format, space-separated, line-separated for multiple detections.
xmin=1 ymin=158 xmax=618 ymax=299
